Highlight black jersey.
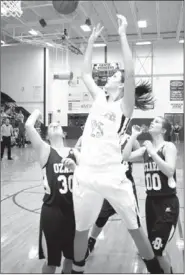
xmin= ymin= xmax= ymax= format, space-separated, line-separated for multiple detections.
xmin=42 ymin=147 xmax=74 ymax=217
xmin=143 ymin=144 xmax=176 ymax=197
xmin=121 ymin=134 xmax=133 ymax=181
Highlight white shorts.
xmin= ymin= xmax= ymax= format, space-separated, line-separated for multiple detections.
xmin=73 ymin=166 xmax=140 ymax=231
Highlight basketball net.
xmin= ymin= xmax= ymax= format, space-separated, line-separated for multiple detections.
xmin=1 ymin=1 xmax=23 ymax=17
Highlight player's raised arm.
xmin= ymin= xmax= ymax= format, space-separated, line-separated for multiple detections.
xmin=122 ymin=125 xmax=145 ymax=162
xmin=117 ymin=15 xmax=135 ymax=118
xmin=81 ymin=24 xmax=104 ymax=100
xmin=75 ymin=136 xmax=82 ymax=152
xmin=25 ymin=109 xmax=50 ymax=167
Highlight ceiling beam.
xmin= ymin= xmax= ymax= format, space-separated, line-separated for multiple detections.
xmin=102 ymin=1 xmax=118 ymax=32
xmin=4 ymin=18 xmax=71 ymax=29
xmin=129 ymin=1 xmax=142 ymax=40
xmin=155 ymin=1 xmax=160 ymax=39
xmin=79 ymin=2 xmax=107 ymax=44
xmin=176 ymin=1 xmax=184 ymax=41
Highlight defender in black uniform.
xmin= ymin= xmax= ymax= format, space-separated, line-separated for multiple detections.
xmin=26 ymin=110 xmax=78 ymax=274
xmin=76 ymin=134 xmax=140 ymax=259
xmin=122 ymin=117 xmax=179 ymax=273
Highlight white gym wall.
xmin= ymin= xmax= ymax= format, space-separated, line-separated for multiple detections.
xmin=1 ymin=45 xmax=44 ymax=116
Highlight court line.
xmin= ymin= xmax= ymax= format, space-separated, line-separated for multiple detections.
xmin=1 ymin=184 xmax=42 ymax=202
xmin=24 ymin=191 xmax=44 ymax=194
xmin=12 ymin=192 xmax=40 ymax=215
xmin=1 ymin=179 xmax=42 ymax=183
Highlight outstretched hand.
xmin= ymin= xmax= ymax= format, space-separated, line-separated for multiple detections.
xmin=143 ymin=140 xmax=155 ymax=155
xmin=63 ymin=158 xmax=76 ymax=171
xmin=117 ymin=14 xmax=128 ymax=35
xmin=131 ymin=125 xmax=143 ymax=137
xmin=89 ymin=23 xmax=104 ymax=43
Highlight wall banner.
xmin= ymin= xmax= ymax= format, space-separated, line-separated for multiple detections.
xmin=170 ymin=80 xmax=184 ymax=101
xmin=92 ymin=63 xmax=121 ymax=87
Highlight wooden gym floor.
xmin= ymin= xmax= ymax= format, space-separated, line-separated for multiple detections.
xmin=1 ymin=141 xmax=184 ymax=273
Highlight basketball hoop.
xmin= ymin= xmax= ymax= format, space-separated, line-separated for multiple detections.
xmin=1 ymin=1 xmax=23 ymax=17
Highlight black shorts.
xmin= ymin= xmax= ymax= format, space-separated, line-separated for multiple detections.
xmin=145 ymin=195 xmax=179 ymax=256
xmin=39 ymin=204 xmax=75 ymax=266
xmin=95 ymin=199 xmax=116 ymax=227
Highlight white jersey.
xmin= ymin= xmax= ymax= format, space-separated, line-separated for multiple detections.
xmin=80 ymin=92 xmax=130 ymax=171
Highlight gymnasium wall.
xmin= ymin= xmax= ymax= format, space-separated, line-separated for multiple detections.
xmin=1 ymin=40 xmax=183 ymax=132
xmin=1 ymin=45 xmax=44 ymax=116
xmin=108 ymin=40 xmax=184 ymax=118
xmin=46 ymin=46 xmax=104 ymax=126
xmin=67 ymin=40 xmax=183 ymax=118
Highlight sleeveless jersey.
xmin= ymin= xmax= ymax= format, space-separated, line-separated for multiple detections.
xmin=143 ymin=143 xmax=176 ymax=196
xmin=42 ymin=147 xmax=74 ymax=218
xmin=80 ymin=92 xmax=130 ymax=171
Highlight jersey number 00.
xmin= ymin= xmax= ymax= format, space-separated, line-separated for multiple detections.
xmin=145 ymin=173 xmax=162 ymax=191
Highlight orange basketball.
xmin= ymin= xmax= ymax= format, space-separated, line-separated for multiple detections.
xmin=52 ymin=0 xmax=79 ymax=15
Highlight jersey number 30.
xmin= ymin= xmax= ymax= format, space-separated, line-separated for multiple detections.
xmin=146 ymin=173 xmax=162 ymax=191
xmin=58 ymin=175 xmax=73 ymax=194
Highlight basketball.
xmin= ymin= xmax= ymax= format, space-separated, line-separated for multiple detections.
xmin=52 ymin=0 xmax=79 ymax=15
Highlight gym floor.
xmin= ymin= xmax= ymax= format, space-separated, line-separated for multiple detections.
xmin=1 ymin=141 xmax=184 ymax=273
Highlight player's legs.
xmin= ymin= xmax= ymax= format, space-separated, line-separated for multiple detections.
xmin=72 ymin=170 xmax=104 ymax=273
xmin=62 ymin=258 xmax=73 ymax=274
xmin=86 ymin=199 xmax=116 ymax=258
xmin=1 ymin=137 xmax=5 ymax=158
xmin=39 ymin=204 xmax=72 ymax=273
xmin=105 ymin=180 xmax=164 ymax=273
xmin=39 ymin=229 xmax=57 ymax=273
xmin=42 ymin=262 xmax=56 ymax=274
xmin=174 ymin=133 xmax=179 ymax=144
xmin=62 ymin=219 xmax=75 ymax=274
xmin=145 ymin=195 xmax=179 ymax=273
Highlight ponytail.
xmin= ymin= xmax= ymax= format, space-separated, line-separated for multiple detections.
xmin=135 ymin=81 xmax=155 ymax=110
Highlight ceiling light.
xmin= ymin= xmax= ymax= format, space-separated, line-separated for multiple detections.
xmin=136 ymin=41 xmax=151 ymax=45
xmin=28 ymin=29 xmax=39 ymax=36
xmin=93 ymin=43 xmax=106 ymax=47
xmin=138 ymin=20 xmax=147 ymax=28
xmin=179 ymin=39 xmax=184 ymax=44
xmin=46 ymin=42 xmax=53 ymax=47
xmin=80 ymin=18 xmax=92 ymax=32
xmin=80 ymin=24 xmax=91 ymax=32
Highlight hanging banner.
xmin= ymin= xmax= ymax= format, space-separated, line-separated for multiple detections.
xmin=92 ymin=63 xmax=121 ymax=87
xmin=170 ymin=80 xmax=184 ymax=101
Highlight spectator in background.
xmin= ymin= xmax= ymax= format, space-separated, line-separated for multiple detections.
xmin=18 ymin=120 xmax=25 ymax=148
xmin=1 ymin=106 xmax=9 ymax=120
xmin=14 ymin=124 xmax=19 ymax=146
xmin=172 ymin=122 xmax=182 ymax=144
xmin=1 ymin=118 xmax=13 ymax=160
xmin=17 ymin=110 xmax=24 ymax=123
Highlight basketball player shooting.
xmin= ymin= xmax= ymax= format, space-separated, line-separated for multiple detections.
xmin=72 ymin=15 xmax=163 ymax=274
xmin=25 ymin=109 xmax=78 ymax=274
